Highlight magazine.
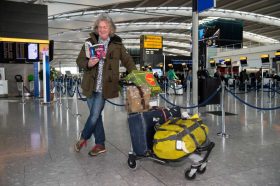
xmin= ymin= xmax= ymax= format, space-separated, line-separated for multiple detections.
xmin=85 ymin=42 xmax=106 ymax=59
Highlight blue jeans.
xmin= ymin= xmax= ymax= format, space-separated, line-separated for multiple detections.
xmin=81 ymin=91 xmax=106 ymax=146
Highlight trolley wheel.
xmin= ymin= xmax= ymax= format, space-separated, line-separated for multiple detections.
xmin=197 ymin=162 xmax=207 ymax=174
xmin=127 ymin=157 xmax=138 ymax=170
xmin=185 ymin=168 xmax=197 ymax=180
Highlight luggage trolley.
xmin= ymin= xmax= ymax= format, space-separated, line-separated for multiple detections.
xmin=127 ymin=110 xmax=215 ymax=180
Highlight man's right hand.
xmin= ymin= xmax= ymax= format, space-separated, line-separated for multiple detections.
xmin=88 ymin=57 xmax=99 ymax=67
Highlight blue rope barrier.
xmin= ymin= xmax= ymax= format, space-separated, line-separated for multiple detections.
xmin=262 ymin=89 xmax=274 ymax=93
xmin=232 ymin=91 xmax=249 ymax=94
xmin=105 ymin=99 xmax=125 ymax=106
xmin=159 ymin=86 xmax=221 ymax=109
xmin=269 ymin=87 xmax=280 ymax=95
xmin=226 ymin=88 xmax=280 ymax=110
xmin=267 ymin=85 xmax=280 ymax=97
xmin=76 ymin=86 xmax=125 ymax=106
xmin=67 ymin=86 xmax=76 ymax=97
xmin=76 ymin=86 xmax=87 ymax=101
xmin=228 ymin=86 xmax=236 ymax=91
xmin=54 ymin=80 xmax=66 ymax=95
xmin=77 ymin=78 xmax=82 ymax=85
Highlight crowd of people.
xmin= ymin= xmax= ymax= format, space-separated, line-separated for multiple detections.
xmin=213 ymin=68 xmax=280 ymax=90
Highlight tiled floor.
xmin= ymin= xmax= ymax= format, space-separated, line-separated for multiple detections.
xmin=0 ymin=89 xmax=280 ymax=186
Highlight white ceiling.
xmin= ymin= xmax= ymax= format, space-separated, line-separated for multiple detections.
xmin=7 ymin=0 xmax=280 ymax=67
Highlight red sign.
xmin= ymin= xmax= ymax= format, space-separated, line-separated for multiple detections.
xmin=145 ymin=73 xmax=156 ymax=86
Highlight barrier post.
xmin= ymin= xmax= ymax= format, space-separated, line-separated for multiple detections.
xmin=58 ymin=61 xmax=62 ymax=105
xmin=33 ymin=62 xmax=40 ymax=98
xmin=65 ymin=78 xmax=69 ymax=110
xmin=164 ymin=79 xmax=167 ymax=95
xmin=234 ymin=79 xmax=237 ymax=94
xmin=20 ymin=82 xmax=26 ymax=104
xmin=261 ymin=69 xmax=264 ymax=111
xmin=42 ymin=53 xmax=51 ymax=104
xmin=255 ymin=79 xmax=258 ymax=100
xmin=73 ymin=80 xmax=81 ymax=117
xmin=52 ymin=80 xmax=56 ymax=103
xmin=186 ymin=80 xmax=191 ymax=113
xmin=274 ymin=79 xmax=278 ymax=98
xmin=244 ymin=82 xmax=248 ymax=129
xmin=217 ymin=81 xmax=229 ymax=138
xmin=268 ymin=80 xmax=272 ymax=104
xmin=269 ymin=80 xmax=272 ymax=98
xmin=58 ymin=78 xmax=62 ymax=105
xmin=245 ymin=80 xmax=247 ymax=93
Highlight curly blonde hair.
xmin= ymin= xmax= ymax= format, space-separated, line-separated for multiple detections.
xmin=94 ymin=13 xmax=116 ymax=36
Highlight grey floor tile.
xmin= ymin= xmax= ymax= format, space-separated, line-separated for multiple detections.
xmin=0 ymin=92 xmax=280 ymax=186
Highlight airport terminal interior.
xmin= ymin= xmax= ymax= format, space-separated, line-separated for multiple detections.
xmin=1 ymin=0 xmax=280 ymax=186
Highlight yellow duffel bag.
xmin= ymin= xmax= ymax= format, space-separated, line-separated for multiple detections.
xmin=153 ymin=114 xmax=208 ymax=160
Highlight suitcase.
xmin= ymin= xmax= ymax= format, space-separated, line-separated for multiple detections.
xmin=198 ymin=78 xmax=221 ymax=106
xmin=127 ymin=106 xmax=181 ymax=156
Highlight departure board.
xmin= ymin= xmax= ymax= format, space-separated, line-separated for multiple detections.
xmin=0 ymin=42 xmax=27 ymax=63
xmin=15 ymin=43 xmax=26 ymax=59
xmin=0 ymin=41 xmax=51 ymax=63
xmin=3 ymin=42 xmax=14 ymax=61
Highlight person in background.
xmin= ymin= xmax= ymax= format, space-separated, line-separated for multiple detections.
xmin=167 ymin=67 xmax=178 ymax=94
xmin=153 ymin=71 xmax=159 ymax=82
xmin=184 ymin=69 xmax=192 ymax=92
xmin=239 ymin=69 xmax=249 ymax=90
xmin=75 ymin=13 xmax=136 ymax=156
xmin=256 ymin=68 xmax=262 ymax=83
xmin=214 ymin=69 xmax=221 ymax=79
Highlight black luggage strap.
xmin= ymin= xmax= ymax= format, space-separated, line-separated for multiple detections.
xmin=191 ymin=120 xmax=209 ymax=144
xmin=200 ymin=124 xmax=208 ymax=137
xmin=177 ymin=123 xmax=201 ymax=148
xmin=169 ymin=117 xmax=180 ymax=124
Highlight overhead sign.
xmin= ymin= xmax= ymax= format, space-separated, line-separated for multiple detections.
xmin=142 ymin=35 xmax=163 ymax=49
xmin=140 ymin=35 xmax=163 ymax=67
xmin=197 ymin=0 xmax=216 ymax=13
xmin=261 ymin=54 xmax=269 ymax=58
xmin=225 ymin=58 xmax=231 ymax=62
